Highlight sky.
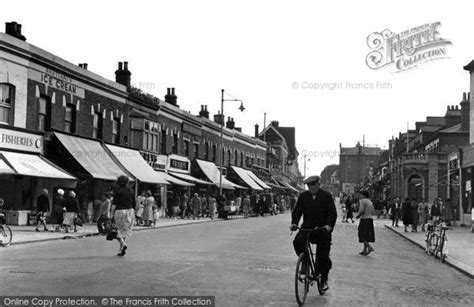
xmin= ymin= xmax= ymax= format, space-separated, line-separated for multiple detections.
xmin=2 ymin=0 xmax=473 ymax=177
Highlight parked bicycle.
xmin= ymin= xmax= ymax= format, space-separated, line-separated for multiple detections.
xmin=292 ymin=226 xmax=327 ymax=305
xmin=425 ymin=222 xmax=451 ymax=262
xmin=0 ymin=198 xmax=12 ymax=247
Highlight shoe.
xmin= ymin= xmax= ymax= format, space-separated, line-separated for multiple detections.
xmin=117 ymin=245 xmax=127 ymax=256
xmin=366 ymin=246 xmax=374 ymax=255
xmin=35 ymin=229 xmax=40 ymax=232
xmin=320 ymin=281 xmax=329 ymax=292
xmin=359 ymin=251 xmax=368 ymax=256
xmin=351 ymin=220 xmax=355 ymax=223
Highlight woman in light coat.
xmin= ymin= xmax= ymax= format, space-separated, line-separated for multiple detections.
xmin=142 ymin=190 xmax=155 ymax=227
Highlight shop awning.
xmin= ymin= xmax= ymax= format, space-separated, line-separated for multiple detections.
xmin=169 ymin=172 xmax=213 ymax=185
xmin=54 ymin=132 xmax=129 ymax=181
xmin=0 ymin=158 xmax=15 ymax=174
xmin=105 ymin=144 xmax=168 ymax=184
xmin=195 ymin=159 xmax=234 ymax=190
xmin=281 ymin=181 xmax=299 ymax=193
xmin=0 ymin=151 xmax=75 ymax=180
xmin=231 ymin=166 xmax=263 ymax=190
xmin=158 ymin=171 xmax=194 ymax=186
xmin=227 ymin=179 xmax=248 ymax=190
xmin=246 ymin=171 xmax=271 ymax=189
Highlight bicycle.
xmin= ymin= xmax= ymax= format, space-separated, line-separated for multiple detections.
xmin=425 ymin=222 xmax=451 ymax=262
xmin=292 ymin=226 xmax=327 ymax=305
xmin=0 ymin=221 xmax=12 ymax=247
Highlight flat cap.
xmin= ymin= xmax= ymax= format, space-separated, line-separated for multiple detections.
xmin=303 ymin=175 xmax=320 ymax=185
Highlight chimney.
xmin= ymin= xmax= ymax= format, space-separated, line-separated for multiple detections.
xmin=164 ymin=87 xmax=179 ymax=106
xmin=255 ymin=124 xmax=259 ymax=137
xmin=115 ymin=61 xmax=131 ymax=87
xmin=226 ymin=117 xmax=233 ymax=129
xmin=213 ymin=111 xmax=224 ymax=125
xmin=461 ymin=92 xmax=470 ymax=132
xmin=271 ymin=120 xmax=279 ymax=128
xmin=445 ymin=104 xmax=460 ymax=128
xmin=83 ymin=63 xmax=88 ymax=70
xmin=5 ymin=22 xmax=26 ymax=41
xmin=199 ymin=105 xmax=209 ymax=118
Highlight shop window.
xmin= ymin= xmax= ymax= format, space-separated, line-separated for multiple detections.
xmin=112 ymin=118 xmax=120 ymax=144
xmin=38 ymin=95 xmax=51 ymax=131
xmin=184 ymin=140 xmax=190 ymax=156
xmin=65 ymin=104 xmax=76 ymax=133
xmin=0 ymin=84 xmax=14 ymax=125
xmin=93 ymin=112 xmax=103 ymax=139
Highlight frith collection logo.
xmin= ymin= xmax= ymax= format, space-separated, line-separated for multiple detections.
xmin=366 ymin=22 xmax=451 ymax=72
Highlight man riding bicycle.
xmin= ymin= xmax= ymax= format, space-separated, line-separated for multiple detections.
xmin=290 ymin=175 xmax=337 ymax=292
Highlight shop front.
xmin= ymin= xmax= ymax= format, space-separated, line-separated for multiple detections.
xmin=0 ymin=127 xmax=76 ymax=224
xmin=461 ymin=144 xmax=474 ymax=227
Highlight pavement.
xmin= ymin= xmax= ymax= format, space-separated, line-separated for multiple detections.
xmin=2 ymin=216 xmax=235 ymax=245
xmin=384 ymin=222 xmax=474 ymax=279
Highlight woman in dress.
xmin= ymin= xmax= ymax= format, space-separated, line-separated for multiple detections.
xmin=356 ymin=190 xmax=376 ymax=256
xmin=63 ymin=191 xmax=80 ymax=233
xmin=401 ymin=198 xmax=412 ymax=233
xmin=418 ymin=200 xmax=429 ymax=232
xmin=142 ymin=190 xmax=154 ymax=227
xmin=111 ymin=175 xmax=135 ymax=256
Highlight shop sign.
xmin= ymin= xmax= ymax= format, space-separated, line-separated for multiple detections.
xmin=140 ymin=151 xmax=166 ymax=170
xmin=170 ymin=158 xmax=189 ymax=172
xmin=30 ymin=69 xmax=85 ymax=99
xmin=0 ymin=128 xmax=43 ymax=153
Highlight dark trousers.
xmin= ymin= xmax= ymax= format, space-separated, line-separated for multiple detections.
xmin=293 ymin=231 xmax=332 ymax=278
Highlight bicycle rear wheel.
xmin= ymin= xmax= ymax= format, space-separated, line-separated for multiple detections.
xmin=0 ymin=226 xmax=12 ymax=247
xmin=295 ymin=253 xmax=309 ymax=305
xmin=428 ymin=233 xmax=439 ymax=256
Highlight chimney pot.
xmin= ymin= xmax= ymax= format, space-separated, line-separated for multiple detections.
xmin=124 ymin=61 xmax=129 ymax=71
xmin=171 ymin=88 xmax=175 ymax=95
xmin=463 ymin=92 xmax=467 ymax=101
xmin=83 ymin=63 xmax=88 ymax=70
xmin=118 ymin=62 xmax=123 ymax=70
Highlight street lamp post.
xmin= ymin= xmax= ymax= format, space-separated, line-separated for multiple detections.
xmin=219 ymin=89 xmax=245 ymax=196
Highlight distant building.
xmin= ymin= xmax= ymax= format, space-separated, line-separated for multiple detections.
xmin=320 ymin=164 xmax=340 ymax=195
xmin=339 ymin=142 xmax=382 ymax=193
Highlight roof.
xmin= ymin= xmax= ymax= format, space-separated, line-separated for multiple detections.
xmin=440 ymin=123 xmax=462 ymax=133
xmin=275 ymin=127 xmax=296 ymax=157
xmin=340 ymin=146 xmax=381 ymax=156
xmin=426 ymin=116 xmax=445 ymax=126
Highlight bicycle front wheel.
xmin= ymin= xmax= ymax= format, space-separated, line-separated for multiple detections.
xmin=0 ymin=226 xmax=12 ymax=247
xmin=295 ymin=253 xmax=309 ymax=305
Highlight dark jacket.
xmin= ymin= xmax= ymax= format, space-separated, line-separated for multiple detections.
xmin=53 ymin=195 xmax=64 ymax=214
xmin=36 ymin=194 xmax=50 ymax=212
xmin=112 ymin=186 xmax=135 ymax=210
xmin=291 ymin=189 xmax=337 ymax=230
xmin=64 ymin=196 xmax=80 ymax=213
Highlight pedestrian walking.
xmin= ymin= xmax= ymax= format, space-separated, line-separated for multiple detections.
xmin=191 ymin=193 xmax=201 ymax=220
xmin=344 ymin=194 xmax=355 ymax=223
xmin=389 ymin=198 xmax=400 ymax=227
xmin=97 ymin=193 xmax=112 ymax=234
xmin=431 ymin=198 xmax=441 ymax=224
xmin=201 ymin=194 xmax=208 ymax=218
xmin=111 ymin=175 xmax=135 ymax=256
xmin=401 ymin=198 xmax=412 ymax=233
xmin=242 ymin=194 xmax=251 ymax=218
xmin=418 ymin=200 xmax=429 ymax=231
xmin=180 ymin=193 xmax=189 ymax=219
xmin=356 ymin=190 xmax=376 ymax=256
xmin=142 ymin=190 xmax=154 ymax=226
xmin=52 ymin=189 xmax=65 ymax=226
xmin=63 ymin=191 xmax=80 ymax=233
xmin=135 ymin=191 xmax=145 ymax=226
xmin=35 ymin=189 xmax=50 ymax=232
xmin=171 ymin=193 xmax=180 ymax=219
xmin=208 ymin=194 xmax=217 ymax=219
xmin=410 ymin=200 xmax=419 ymax=232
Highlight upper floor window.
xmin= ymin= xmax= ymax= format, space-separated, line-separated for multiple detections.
xmin=204 ymin=143 xmax=209 ymax=160
xmin=184 ymin=140 xmax=190 ymax=157
xmin=38 ymin=95 xmax=51 ymax=131
xmin=92 ymin=112 xmax=103 ymax=139
xmin=193 ymin=143 xmax=199 ymax=160
xmin=64 ymin=104 xmax=76 ymax=133
xmin=234 ymin=150 xmax=238 ymax=166
xmin=0 ymin=84 xmax=14 ymax=125
xmin=172 ymin=132 xmax=178 ymax=154
xmin=212 ymin=145 xmax=217 ymax=163
xmin=160 ymin=129 xmax=167 ymax=154
xmin=144 ymin=120 xmax=159 ymax=152
xmin=112 ymin=118 xmax=120 ymax=144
